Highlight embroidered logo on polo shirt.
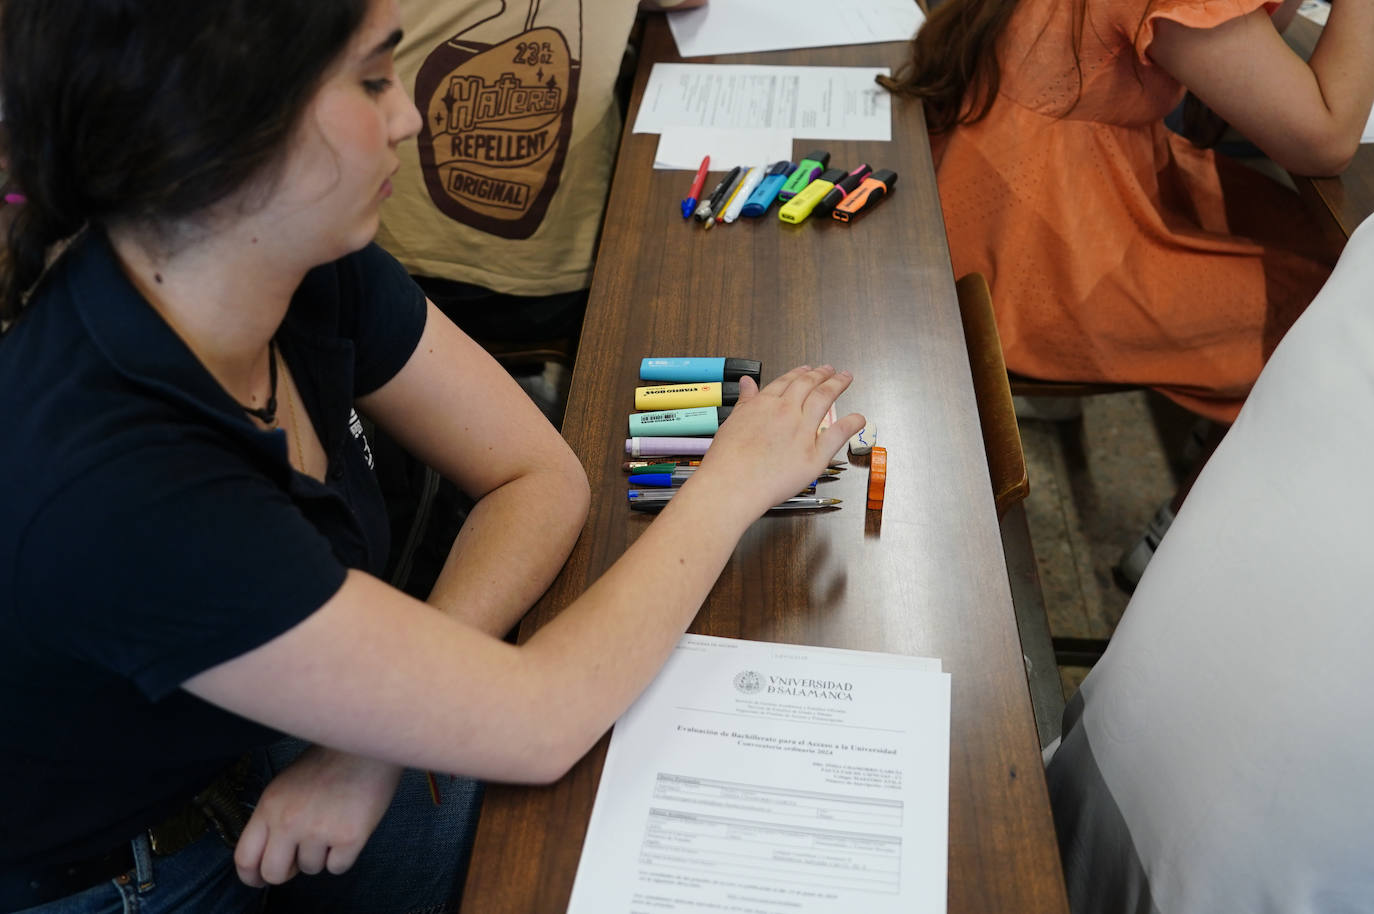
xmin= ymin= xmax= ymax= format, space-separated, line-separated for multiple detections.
xmin=348 ymin=408 xmax=374 ymax=469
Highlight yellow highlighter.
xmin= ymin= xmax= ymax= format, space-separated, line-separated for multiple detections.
xmin=634 ymin=381 xmax=740 ymax=410
xmin=778 ymin=168 xmax=846 ymax=224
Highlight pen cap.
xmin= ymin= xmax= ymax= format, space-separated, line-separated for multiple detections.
xmin=721 ymin=358 xmax=762 ymax=381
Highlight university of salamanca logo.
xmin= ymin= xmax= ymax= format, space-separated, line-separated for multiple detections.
xmin=733 ymin=670 xmax=763 ymax=695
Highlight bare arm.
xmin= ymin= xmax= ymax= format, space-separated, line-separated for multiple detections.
xmin=1271 ymin=0 xmax=1303 ymax=34
xmin=233 ymin=301 xmax=589 ymax=886
xmin=187 ymin=366 xmax=865 ymax=784
xmin=356 ymin=300 xmax=589 ymax=635
xmin=1147 ymin=0 xmax=1374 ymax=175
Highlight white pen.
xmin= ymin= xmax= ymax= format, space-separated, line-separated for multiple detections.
xmin=718 ymin=165 xmax=765 ymax=224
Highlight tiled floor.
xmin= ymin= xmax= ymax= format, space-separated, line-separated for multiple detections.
xmin=1017 ymin=391 xmax=1204 ymax=699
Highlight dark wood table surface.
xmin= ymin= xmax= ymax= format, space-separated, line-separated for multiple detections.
xmin=1286 ymin=16 xmax=1374 ymax=240
xmin=460 ymin=16 xmax=1068 ymax=914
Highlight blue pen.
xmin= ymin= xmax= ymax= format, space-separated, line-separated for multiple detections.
xmin=740 ymin=161 xmax=796 ymax=218
xmin=631 ymin=471 xmax=818 ymax=488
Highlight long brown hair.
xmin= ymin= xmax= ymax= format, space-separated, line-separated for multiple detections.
xmin=879 ymin=0 xmax=1088 ymax=135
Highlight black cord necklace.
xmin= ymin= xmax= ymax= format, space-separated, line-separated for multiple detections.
xmin=237 ymin=339 xmax=278 ymax=426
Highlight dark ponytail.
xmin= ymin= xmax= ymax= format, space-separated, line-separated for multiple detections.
xmin=0 ymin=0 xmax=369 ymax=321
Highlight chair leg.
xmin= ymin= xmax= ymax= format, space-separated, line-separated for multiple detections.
xmin=1000 ymin=501 xmax=1065 ymax=748
xmin=1052 ymin=637 xmax=1110 ymax=667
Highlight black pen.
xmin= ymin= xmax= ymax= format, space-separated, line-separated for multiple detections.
xmin=693 ymin=166 xmax=741 ymax=223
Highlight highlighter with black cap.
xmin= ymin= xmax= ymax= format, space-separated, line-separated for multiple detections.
xmin=778 ymin=167 xmax=846 ymax=224
xmin=833 ymin=169 xmax=899 ymax=222
xmin=777 ymin=149 xmax=830 ymax=201
xmin=814 ymin=163 xmax=872 ymax=218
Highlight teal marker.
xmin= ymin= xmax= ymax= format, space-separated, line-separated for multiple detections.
xmin=628 ymin=406 xmax=733 ymax=437
xmin=777 ymin=149 xmax=830 ymax=201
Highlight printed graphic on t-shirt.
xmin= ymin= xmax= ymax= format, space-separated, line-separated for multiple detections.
xmin=414 ymin=1 xmax=581 ymax=240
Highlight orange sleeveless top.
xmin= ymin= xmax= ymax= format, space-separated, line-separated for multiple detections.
xmin=935 ymin=0 xmax=1335 ymax=421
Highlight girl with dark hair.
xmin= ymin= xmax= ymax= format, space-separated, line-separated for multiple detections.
xmin=883 ymin=0 xmax=1373 ymax=424
xmin=0 ymin=1 xmax=864 ymax=912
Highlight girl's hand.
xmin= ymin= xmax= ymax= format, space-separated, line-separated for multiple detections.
xmin=234 ymin=747 xmax=403 ymax=887
xmin=688 ymin=365 xmax=865 ymax=514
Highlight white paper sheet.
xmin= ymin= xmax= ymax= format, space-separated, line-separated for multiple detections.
xmin=633 ymin=64 xmax=893 ymax=141
xmin=1363 ymin=103 xmax=1374 ymax=144
xmin=667 ymin=0 xmax=924 ymax=58
xmin=566 ymin=634 xmax=951 ymax=914
xmin=653 ymin=127 xmax=794 ymax=170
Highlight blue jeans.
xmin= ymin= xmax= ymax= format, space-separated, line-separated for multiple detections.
xmin=11 ymin=740 xmax=483 ymax=914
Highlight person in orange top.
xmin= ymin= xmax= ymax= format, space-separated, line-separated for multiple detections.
xmin=883 ymin=0 xmax=1374 ymax=425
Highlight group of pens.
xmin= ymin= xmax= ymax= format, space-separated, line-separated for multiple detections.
xmin=681 ymin=150 xmax=898 ymax=228
xmin=623 ymin=357 xmax=876 ymax=514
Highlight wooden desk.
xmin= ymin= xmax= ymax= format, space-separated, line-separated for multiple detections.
xmin=460 ymin=17 xmax=1068 ymax=914
xmin=1285 ymin=16 xmax=1374 ymax=239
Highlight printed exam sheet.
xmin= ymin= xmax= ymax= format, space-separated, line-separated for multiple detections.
xmin=632 ymin=64 xmax=893 ymax=142
xmin=566 ymin=635 xmax=951 ymax=914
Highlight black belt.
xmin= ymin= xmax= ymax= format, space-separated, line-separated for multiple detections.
xmin=0 ymin=759 xmax=252 ymax=909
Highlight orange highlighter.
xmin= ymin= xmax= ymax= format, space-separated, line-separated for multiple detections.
xmin=833 ymin=169 xmax=898 ymax=223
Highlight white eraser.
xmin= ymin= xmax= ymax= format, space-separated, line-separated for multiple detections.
xmin=848 ymin=422 xmax=876 ymax=455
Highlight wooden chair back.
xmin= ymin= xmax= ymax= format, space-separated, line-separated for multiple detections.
xmin=955 ymin=273 xmax=1030 ymax=517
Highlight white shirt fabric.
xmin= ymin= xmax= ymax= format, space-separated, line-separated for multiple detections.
xmin=1047 ymin=213 xmax=1374 ymax=914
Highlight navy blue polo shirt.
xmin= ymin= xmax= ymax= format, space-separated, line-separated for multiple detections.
xmin=0 ymin=229 xmax=426 ymax=865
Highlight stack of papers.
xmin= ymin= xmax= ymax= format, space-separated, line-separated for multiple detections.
xmin=633 ymin=64 xmax=894 ymax=168
xmin=666 ymin=0 xmax=924 ymax=58
xmin=567 ymin=634 xmax=952 ymax=914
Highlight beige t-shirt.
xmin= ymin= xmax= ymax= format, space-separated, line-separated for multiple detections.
xmin=379 ymin=0 xmax=638 ymax=296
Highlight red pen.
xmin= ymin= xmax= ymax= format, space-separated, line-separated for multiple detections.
xmin=680 ymin=155 xmax=710 ymax=219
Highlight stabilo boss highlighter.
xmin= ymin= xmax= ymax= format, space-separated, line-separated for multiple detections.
xmin=777 ymin=149 xmax=830 ymax=201
xmin=815 ymin=164 xmax=872 ymax=218
xmin=740 ymin=161 xmax=795 ymax=217
xmin=625 ymin=437 xmax=714 ymax=457
xmin=640 ymin=357 xmax=762 ymax=383
xmin=634 ymin=381 xmax=741 ymax=410
xmin=779 ymin=168 xmax=846 ymax=224
xmin=833 ymin=169 xmax=899 ymax=222
xmin=629 ymin=406 xmax=732 ymax=437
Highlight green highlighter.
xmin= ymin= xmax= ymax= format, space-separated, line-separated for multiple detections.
xmin=777 ymin=149 xmax=830 ymax=201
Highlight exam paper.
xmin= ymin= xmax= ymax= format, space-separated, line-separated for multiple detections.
xmin=666 ymin=0 xmax=924 ymax=58
xmin=566 ymin=634 xmax=951 ymax=914
xmin=653 ymin=127 xmax=794 ymax=171
xmin=633 ymin=64 xmax=893 ymax=142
